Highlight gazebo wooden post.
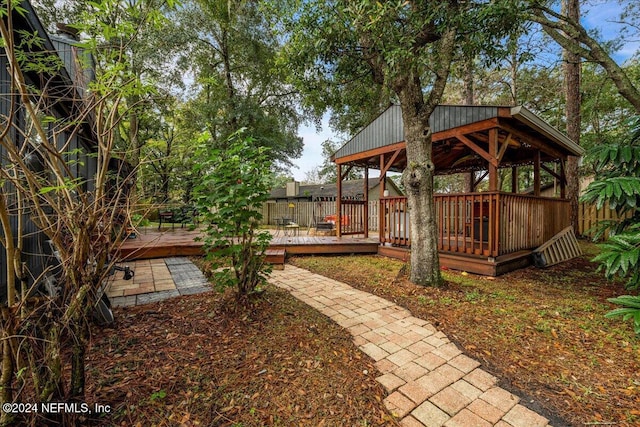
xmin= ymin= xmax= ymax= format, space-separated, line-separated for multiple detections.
xmin=379 ymin=154 xmax=385 ymax=243
xmin=363 ymin=166 xmax=369 ymax=238
xmin=488 ymin=128 xmax=499 ymax=191
xmin=336 ymin=163 xmax=342 ymax=238
xmin=511 ymin=166 xmax=518 ymax=193
xmin=559 ymin=160 xmax=567 ymax=198
xmin=534 ymin=150 xmax=541 ymax=196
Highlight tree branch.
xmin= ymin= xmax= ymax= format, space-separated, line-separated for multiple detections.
xmin=529 ymin=6 xmax=640 ymax=113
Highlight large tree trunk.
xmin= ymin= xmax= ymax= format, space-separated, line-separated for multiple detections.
xmin=397 ymin=75 xmax=442 ymax=287
xmin=563 ymin=0 xmax=581 ymax=232
xmin=463 ymin=49 xmax=475 ymax=193
xmin=402 ymin=125 xmax=441 ymax=286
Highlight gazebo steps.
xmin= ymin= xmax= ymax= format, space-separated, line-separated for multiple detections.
xmin=532 ymin=226 xmax=582 ymax=268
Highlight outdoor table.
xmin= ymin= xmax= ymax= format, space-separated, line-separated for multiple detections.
xmin=284 ymin=222 xmax=300 ymax=236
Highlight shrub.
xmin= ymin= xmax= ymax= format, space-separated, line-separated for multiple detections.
xmin=582 ymin=117 xmax=640 ymax=333
xmin=193 ymin=130 xmax=273 ymax=297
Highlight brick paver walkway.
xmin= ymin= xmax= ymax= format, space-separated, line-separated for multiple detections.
xmin=270 ymin=265 xmax=552 ymax=427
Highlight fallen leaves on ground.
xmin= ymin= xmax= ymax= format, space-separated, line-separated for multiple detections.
xmin=290 ymin=241 xmax=640 ymax=427
xmin=85 ymin=285 xmax=397 ymax=426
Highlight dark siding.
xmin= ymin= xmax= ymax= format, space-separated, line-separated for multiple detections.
xmin=50 ymin=36 xmax=94 ymax=99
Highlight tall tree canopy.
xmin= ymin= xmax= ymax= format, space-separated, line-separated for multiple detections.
xmin=173 ymin=0 xmax=303 ymax=171
xmin=529 ymin=0 xmax=640 ymax=114
xmin=272 ymin=0 xmax=522 ymax=285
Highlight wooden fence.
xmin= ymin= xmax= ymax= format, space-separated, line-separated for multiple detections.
xmin=578 ymin=202 xmax=633 ymax=240
xmin=260 ymin=200 xmax=380 ymax=231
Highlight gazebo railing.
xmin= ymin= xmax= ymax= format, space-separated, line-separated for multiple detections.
xmin=340 ymin=199 xmax=366 ymax=235
xmin=380 ymin=197 xmax=410 ymax=246
xmin=498 ymin=193 xmax=569 ymax=254
xmin=380 ymin=192 xmax=569 ymax=258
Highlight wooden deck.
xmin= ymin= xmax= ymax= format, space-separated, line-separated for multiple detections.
xmin=118 ymin=227 xmax=530 ymax=276
xmin=118 ymin=228 xmax=379 ymax=262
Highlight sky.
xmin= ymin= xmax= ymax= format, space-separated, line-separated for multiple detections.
xmin=289 ymin=1 xmax=638 ymax=182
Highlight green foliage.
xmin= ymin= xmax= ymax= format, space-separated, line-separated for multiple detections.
xmin=582 ymin=116 xmax=640 ymax=333
xmin=592 ymin=224 xmax=640 ymax=288
xmin=174 ymin=0 xmax=303 ymax=172
xmin=193 ymin=130 xmax=273 ymax=297
xmin=149 ymin=389 xmax=167 ymax=402
xmin=582 ymin=116 xmax=640 ymax=240
xmin=605 ymin=295 xmax=640 ymax=335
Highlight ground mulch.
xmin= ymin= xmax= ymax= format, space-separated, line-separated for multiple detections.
xmin=289 ymin=242 xmax=640 ymax=427
xmin=85 ymin=284 xmax=398 ymax=426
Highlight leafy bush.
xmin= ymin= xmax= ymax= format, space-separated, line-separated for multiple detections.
xmin=582 ymin=117 xmax=640 ymax=333
xmin=193 ymin=130 xmax=273 ymax=297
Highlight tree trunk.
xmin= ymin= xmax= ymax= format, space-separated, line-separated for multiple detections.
xmin=70 ymin=320 xmax=88 ymax=399
xmin=463 ymin=50 xmax=474 ymax=105
xmin=563 ymin=0 xmax=581 ymax=232
xmin=402 ymin=123 xmax=441 ymax=286
xmin=463 ymin=49 xmax=475 ymax=193
xmin=397 ymin=80 xmax=442 ymax=287
xmin=509 ymin=35 xmax=518 ymax=105
xmin=0 ymin=309 xmax=14 ymax=426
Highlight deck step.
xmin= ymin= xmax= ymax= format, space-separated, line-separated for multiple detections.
xmin=265 ymin=249 xmax=286 ymax=265
xmin=532 ymin=226 xmax=582 ymax=268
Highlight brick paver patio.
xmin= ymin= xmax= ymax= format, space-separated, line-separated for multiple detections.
xmin=270 ymin=265 xmax=552 ymax=427
xmin=106 ymin=257 xmax=210 ymax=307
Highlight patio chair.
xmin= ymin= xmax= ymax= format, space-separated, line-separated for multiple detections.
xmin=275 ymin=217 xmax=297 ymax=236
xmin=158 ymin=208 xmax=176 ymax=230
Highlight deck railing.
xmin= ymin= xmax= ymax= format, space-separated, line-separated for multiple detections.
xmin=340 ymin=199 xmax=366 ymax=235
xmin=380 ymin=192 xmax=569 ymax=258
xmin=498 ymin=193 xmax=569 ymax=255
xmin=379 ymin=197 xmax=410 ymax=246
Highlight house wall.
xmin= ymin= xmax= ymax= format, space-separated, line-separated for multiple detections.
xmin=369 ymin=182 xmax=402 ymax=201
xmin=0 ymin=16 xmax=98 ymax=303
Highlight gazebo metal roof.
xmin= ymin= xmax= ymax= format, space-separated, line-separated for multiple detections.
xmin=333 ymin=104 xmax=584 ymax=175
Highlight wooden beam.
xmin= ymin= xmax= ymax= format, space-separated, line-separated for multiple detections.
xmin=533 ymin=150 xmax=541 ymax=196
xmin=364 ymin=166 xmax=369 ymax=238
xmin=337 ymin=164 xmax=342 ymax=238
xmin=380 ymin=148 xmax=404 ymax=177
xmin=497 ymin=119 xmax=566 ymax=160
xmin=540 ymin=163 xmax=563 ymax=181
xmin=511 ymin=166 xmax=518 ymax=193
xmin=488 ymin=128 xmax=498 ymax=191
xmin=496 ymin=133 xmax=511 ymax=163
xmin=560 ymin=160 xmax=566 ymax=198
xmin=455 ymin=132 xmax=498 ymax=167
xmin=340 ymin=165 xmax=353 ymax=181
xmin=474 ymin=170 xmax=489 ymax=188
xmin=335 ymin=141 xmax=406 ymax=165
xmin=432 ymin=117 xmax=500 ymax=142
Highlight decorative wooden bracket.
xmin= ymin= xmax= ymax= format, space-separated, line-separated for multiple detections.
xmin=455 ymin=132 xmax=499 ymax=168
xmin=496 ymin=133 xmax=512 ymax=163
xmin=340 ymin=165 xmax=353 ymax=181
xmin=379 ymin=148 xmax=404 ymax=180
xmin=474 ymin=170 xmax=489 ymax=188
xmin=541 ymin=163 xmax=564 ymax=182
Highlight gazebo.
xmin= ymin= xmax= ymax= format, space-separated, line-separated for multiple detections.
xmin=332 ymin=105 xmax=584 ymax=275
